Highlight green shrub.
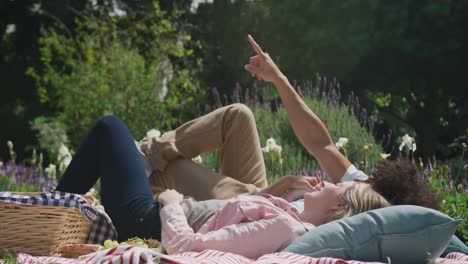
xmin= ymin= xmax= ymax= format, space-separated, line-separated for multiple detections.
xmin=426 ymin=159 xmax=468 ymax=242
xmin=273 ymin=97 xmax=383 ymax=171
xmin=445 ymin=156 xmax=468 ymax=186
xmin=27 ymin=1 xmax=204 ymax=149
xmin=0 ymin=176 xmax=38 ymax=192
xmin=30 ymin=116 xmax=69 ymax=163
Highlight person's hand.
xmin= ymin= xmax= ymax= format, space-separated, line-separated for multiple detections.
xmin=244 ymin=34 xmax=284 ymax=83
xmin=158 ymin=189 xmax=184 ymax=206
xmin=283 ymin=189 xmax=308 ymax=202
xmin=282 ymin=175 xmax=322 ymax=202
xmin=288 ymin=175 xmax=322 ymax=191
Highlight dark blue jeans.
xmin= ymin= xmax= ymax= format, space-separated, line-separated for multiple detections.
xmin=55 ymin=115 xmax=161 ymax=241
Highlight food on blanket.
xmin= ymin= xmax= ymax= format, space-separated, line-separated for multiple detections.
xmin=103 ymin=239 xmax=120 ymax=249
xmin=56 ymin=243 xmax=102 ymax=258
xmin=101 ymin=237 xmax=161 ymax=250
xmin=121 ymin=237 xmax=148 ymax=248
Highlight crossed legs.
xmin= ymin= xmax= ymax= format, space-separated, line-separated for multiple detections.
xmin=147 ymin=103 xmax=268 ymax=200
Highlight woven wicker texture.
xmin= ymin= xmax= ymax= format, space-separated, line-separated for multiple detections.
xmin=0 ymin=192 xmax=98 ymax=256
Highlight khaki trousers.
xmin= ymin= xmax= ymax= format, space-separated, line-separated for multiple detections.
xmin=146 ymin=103 xmax=267 ymax=201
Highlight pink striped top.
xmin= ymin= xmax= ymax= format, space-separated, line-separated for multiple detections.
xmin=160 ymin=194 xmax=314 ymax=258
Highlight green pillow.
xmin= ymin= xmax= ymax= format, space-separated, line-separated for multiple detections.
xmin=283 ymin=205 xmax=460 ymax=263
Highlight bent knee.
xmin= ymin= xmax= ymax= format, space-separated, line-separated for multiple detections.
xmin=95 ymin=115 xmax=125 ymax=132
xmin=229 ymin=103 xmax=255 ymax=121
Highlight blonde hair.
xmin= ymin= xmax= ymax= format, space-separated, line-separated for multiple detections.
xmin=330 ymin=183 xmax=391 ymax=221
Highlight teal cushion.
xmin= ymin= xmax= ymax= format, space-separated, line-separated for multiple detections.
xmin=443 ymin=235 xmax=468 ymax=256
xmin=283 ymin=205 xmax=460 ymax=263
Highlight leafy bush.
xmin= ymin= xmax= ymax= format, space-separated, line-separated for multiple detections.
xmin=30 ymin=116 xmax=69 ymax=163
xmin=27 ymin=1 xmax=204 ymax=150
xmin=272 ymin=96 xmax=383 ymax=171
xmin=425 ymin=159 xmax=468 ymax=242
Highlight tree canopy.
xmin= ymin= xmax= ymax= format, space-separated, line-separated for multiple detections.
xmin=1 ymin=0 xmax=467 ymax=160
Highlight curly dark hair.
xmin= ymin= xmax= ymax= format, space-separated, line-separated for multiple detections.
xmin=366 ymin=158 xmax=442 ymax=210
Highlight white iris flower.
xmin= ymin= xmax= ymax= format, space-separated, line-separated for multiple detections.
xmin=335 ymin=137 xmax=349 ymax=149
xmin=262 ymin=137 xmax=283 ymax=153
xmin=58 ymin=144 xmax=73 ymax=172
xmin=399 ymin=134 xmax=417 ymax=152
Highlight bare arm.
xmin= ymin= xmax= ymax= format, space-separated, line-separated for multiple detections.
xmin=272 ymin=75 xmax=351 ymax=183
xmin=256 ymin=176 xmax=291 ymax=197
xmin=244 ymin=35 xmax=350 ymax=183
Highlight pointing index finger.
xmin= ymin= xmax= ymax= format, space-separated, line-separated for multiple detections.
xmin=248 ymin=34 xmax=264 ymax=57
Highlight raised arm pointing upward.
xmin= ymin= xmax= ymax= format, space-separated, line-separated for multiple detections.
xmin=244 ymin=34 xmax=351 ymax=183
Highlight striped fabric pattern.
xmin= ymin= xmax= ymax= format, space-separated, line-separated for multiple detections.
xmin=15 ymin=247 xmax=468 ymax=264
xmin=438 ymin=252 xmax=468 ymax=263
xmin=0 ymin=191 xmax=117 ymax=244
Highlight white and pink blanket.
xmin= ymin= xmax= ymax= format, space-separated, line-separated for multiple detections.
xmin=16 ymin=245 xmax=468 ymax=264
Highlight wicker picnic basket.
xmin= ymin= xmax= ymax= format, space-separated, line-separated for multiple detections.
xmin=0 ymin=192 xmax=99 ymax=256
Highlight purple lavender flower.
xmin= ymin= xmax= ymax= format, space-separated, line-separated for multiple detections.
xmin=427 ymin=158 xmax=434 ymax=171
xmin=0 ymin=160 xmax=53 ymax=192
xmin=211 ymin=87 xmax=222 ymax=108
xmin=234 ymin=82 xmax=242 ymax=103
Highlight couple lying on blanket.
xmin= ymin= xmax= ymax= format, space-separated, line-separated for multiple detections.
xmin=55 ymin=35 xmax=440 ymax=259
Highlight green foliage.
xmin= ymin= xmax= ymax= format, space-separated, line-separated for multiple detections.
xmin=263 ymin=0 xmax=374 ymax=82
xmin=0 ymin=176 xmax=38 ymax=192
xmin=352 ymin=0 xmax=468 ymax=158
xmin=1 ymin=249 xmax=16 ymax=264
xmin=196 ymin=0 xmax=374 ymax=87
xmin=200 ymin=151 xmax=220 ymax=173
xmin=275 ymin=97 xmax=383 ymax=171
xmin=426 ymin=162 xmax=468 ymax=242
xmin=193 ymin=0 xmax=468 ymax=159
xmin=27 ymin=1 xmax=204 ymax=148
xmin=445 ymin=156 xmax=468 ymax=186
xmin=30 ymin=116 xmax=69 ymax=162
